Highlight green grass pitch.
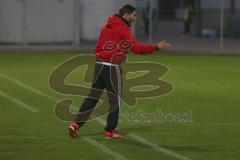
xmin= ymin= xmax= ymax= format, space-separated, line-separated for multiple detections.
xmin=0 ymin=52 xmax=240 ymax=160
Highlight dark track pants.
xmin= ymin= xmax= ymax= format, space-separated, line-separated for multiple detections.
xmin=74 ymin=62 xmax=122 ymax=131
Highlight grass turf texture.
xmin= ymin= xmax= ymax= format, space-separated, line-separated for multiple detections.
xmin=0 ymin=52 xmax=240 ymax=160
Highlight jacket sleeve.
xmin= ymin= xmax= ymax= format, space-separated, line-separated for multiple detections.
xmin=125 ymin=28 xmax=158 ymax=54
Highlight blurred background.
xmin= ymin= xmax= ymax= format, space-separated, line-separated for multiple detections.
xmin=0 ymin=0 xmax=240 ymax=53
xmin=0 ymin=2 xmax=240 ymax=159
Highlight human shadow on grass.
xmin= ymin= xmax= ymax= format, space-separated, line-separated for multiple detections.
xmin=80 ymin=126 xmax=215 ymax=153
xmin=83 ymin=125 xmax=166 ymax=149
xmin=94 ymin=135 xmax=150 ymax=149
xmin=80 ymin=124 xmax=162 ymax=137
xmin=120 ymin=125 xmax=166 ymax=135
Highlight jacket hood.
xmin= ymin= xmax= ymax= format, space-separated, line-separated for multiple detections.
xmin=106 ymin=15 xmax=130 ymax=28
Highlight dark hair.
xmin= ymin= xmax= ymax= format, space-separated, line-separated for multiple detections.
xmin=118 ymin=4 xmax=136 ymax=17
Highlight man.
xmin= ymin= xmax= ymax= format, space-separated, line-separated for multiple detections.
xmin=183 ymin=5 xmax=194 ymax=34
xmin=68 ymin=4 xmax=170 ymax=139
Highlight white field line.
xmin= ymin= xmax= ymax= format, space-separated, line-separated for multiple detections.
xmin=0 ymin=90 xmax=38 ymax=113
xmin=0 ymin=73 xmax=56 ymax=102
xmin=5 ymin=74 xmax=240 ymax=160
xmin=0 ymin=73 xmax=128 ymax=160
xmin=5 ymin=73 xmax=233 ymax=160
xmin=96 ymin=118 xmax=191 ymax=160
xmin=0 ymin=135 xmax=128 ymax=160
xmin=128 ymin=134 xmax=191 ymax=160
xmin=83 ymin=137 xmax=128 ymax=160
xmin=0 ymin=73 xmax=192 ymax=160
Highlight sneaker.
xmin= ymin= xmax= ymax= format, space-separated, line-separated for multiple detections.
xmin=68 ymin=122 xmax=79 ymax=138
xmin=105 ymin=130 xmax=123 ymax=139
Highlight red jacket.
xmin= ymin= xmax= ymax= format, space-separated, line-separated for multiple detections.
xmin=95 ymin=15 xmax=158 ymax=64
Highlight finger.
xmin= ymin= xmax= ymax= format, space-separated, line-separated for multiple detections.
xmin=163 ymin=44 xmax=171 ymax=48
xmin=160 ymin=40 xmax=166 ymax=44
xmin=165 ymin=43 xmax=171 ymax=47
xmin=162 ymin=42 xmax=170 ymax=47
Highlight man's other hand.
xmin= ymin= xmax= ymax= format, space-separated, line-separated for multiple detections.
xmin=157 ymin=40 xmax=171 ymax=50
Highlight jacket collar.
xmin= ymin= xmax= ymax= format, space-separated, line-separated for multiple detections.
xmin=115 ymin=14 xmax=131 ymax=27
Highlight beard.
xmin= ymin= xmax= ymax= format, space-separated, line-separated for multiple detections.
xmin=127 ymin=21 xmax=132 ymax=27
xmin=125 ymin=19 xmax=133 ymax=27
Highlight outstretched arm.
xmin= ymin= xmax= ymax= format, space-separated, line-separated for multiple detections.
xmin=125 ymin=29 xmax=170 ymax=54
